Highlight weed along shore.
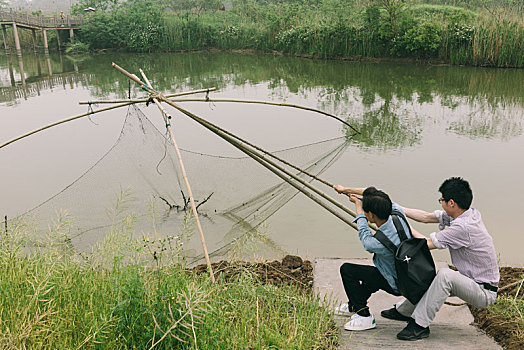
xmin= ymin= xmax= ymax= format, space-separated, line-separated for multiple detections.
xmin=0 ymin=222 xmax=337 ymax=349
xmin=469 ymin=266 xmax=524 ymax=350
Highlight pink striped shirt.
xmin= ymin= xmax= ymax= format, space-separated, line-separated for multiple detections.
xmin=430 ymin=208 xmax=500 ymax=286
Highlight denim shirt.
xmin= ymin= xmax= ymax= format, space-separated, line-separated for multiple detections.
xmin=352 ymin=203 xmax=411 ymax=293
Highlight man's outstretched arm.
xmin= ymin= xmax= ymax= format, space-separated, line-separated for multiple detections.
xmin=401 ymin=207 xmax=439 ymax=224
xmin=333 ymin=185 xmax=364 ymax=196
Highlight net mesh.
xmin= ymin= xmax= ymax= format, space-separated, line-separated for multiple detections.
xmin=12 ymin=105 xmax=351 ymax=263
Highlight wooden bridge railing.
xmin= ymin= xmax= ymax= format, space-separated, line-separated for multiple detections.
xmin=0 ymin=9 xmax=83 ymax=28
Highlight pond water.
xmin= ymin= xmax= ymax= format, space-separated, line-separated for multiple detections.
xmin=1 ymin=51 xmax=523 ymax=266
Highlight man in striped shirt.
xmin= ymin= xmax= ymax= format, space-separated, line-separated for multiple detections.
xmin=381 ymin=177 xmax=499 ymax=340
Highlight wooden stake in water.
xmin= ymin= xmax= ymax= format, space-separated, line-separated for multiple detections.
xmin=110 ymin=63 xmax=216 ymax=282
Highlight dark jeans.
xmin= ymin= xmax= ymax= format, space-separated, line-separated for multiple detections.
xmin=340 ymin=262 xmax=400 ymax=316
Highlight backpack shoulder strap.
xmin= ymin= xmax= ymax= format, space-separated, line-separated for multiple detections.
xmin=391 ymin=210 xmax=412 ymax=242
xmin=374 ymin=230 xmax=397 ymax=254
xmin=392 ymin=216 xmax=408 ymax=242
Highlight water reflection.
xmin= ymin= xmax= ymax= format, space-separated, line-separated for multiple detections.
xmin=0 ymin=51 xmax=523 ymax=143
xmin=347 ymin=99 xmax=423 ymax=150
xmin=6 ymin=53 xmax=15 ymax=86
xmin=448 ymin=101 xmax=523 ymax=140
xmin=0 ymin=51 xmax=83 ymax=105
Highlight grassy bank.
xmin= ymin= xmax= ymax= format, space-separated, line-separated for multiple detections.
xmin=470 ymin=266 xmax=524 ymax=350
xmin=0 ymin=214 xmax=337 ymax=349
xmin=72 ymin=0 xmax=524 ymax=68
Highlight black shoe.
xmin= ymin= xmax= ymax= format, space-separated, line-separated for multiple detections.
xmin=380 ymin=307 xmax=410 ymax=321
xmin=397 ymin=319 xmax=430 ymax=340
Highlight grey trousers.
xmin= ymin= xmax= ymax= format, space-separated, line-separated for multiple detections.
xmin=396 ymin=268 xmax=497 ymax=328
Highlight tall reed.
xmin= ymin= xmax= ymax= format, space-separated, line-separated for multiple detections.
xmin=0 ymin=207 xmax=337 ymax=349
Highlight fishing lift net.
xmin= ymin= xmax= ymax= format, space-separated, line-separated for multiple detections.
xmin=14 ymin=105 xmax=351 ymax=264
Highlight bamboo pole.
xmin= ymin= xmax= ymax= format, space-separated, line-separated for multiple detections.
xmin=111 ymin=63 xmax=365 ymax=232
xmin=80 ymin=97 xmax=360 ymax=134
xmin=0 ymin=101 xmax=134 ymax=150
xmin=78 ymin=88 xmax=217 ymax=105
xmin=169 ymin=98 xmax=360 ymax=134
xmin=156 ymin=95 xmax=365 ymax=231
xmin=3 ymin=93 xmax=344 ymax=196
xmin=195 ymin=115 xmax=360 ymax=230
xmin=112 ymin=65 xmax=215 ymax=282
xmin=2 ymin=88 xmax=219 ymax=150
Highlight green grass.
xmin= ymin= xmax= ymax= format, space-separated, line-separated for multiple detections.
xmin=0 ymin=212 xmax=337 ymax=349
xmin=469 ymin=264 xmax=524 ymax=347
xmin=65 ymin=41 xmax=90 ymax=54
xmin=489 ymin=280 xmax=524 ymax=329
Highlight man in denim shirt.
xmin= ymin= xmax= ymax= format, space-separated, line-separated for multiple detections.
xmin=333 ymin=185 xmax=411 ymax=331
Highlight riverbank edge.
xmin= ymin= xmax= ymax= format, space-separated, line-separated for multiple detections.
xmin=468 ymin=266 xmax=524 ymax=350
xmin=62 ymin=47 xmax=465 ymax=68
xmin=7 ymin=45 xmax=519 ymax=69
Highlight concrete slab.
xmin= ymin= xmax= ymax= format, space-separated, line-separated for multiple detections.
xmin=314 ymin=258 xmax=501 ymax=350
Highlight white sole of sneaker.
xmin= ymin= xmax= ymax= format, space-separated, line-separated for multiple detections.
xmin=344 ymin=323 xmax=377 ymax=331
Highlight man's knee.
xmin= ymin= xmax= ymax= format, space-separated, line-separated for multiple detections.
xmin=434 ymin=268 xmax=455 ymax=288
xmin=340 ymin=262 xmax=353 ymax=275
xmin=340 ymin=262 xmax=362 ymax=278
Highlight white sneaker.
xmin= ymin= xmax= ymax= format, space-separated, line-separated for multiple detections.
xmin=334 ymin=303 xmax=353 ymax=317
xmin=344 ymin=313 xmax=376 ymax=331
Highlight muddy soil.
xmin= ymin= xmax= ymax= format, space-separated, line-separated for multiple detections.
xmin=469 ymin=266 xmax=524 ymax=350
xmin=192 ymin=255 xmax=314 ymax=290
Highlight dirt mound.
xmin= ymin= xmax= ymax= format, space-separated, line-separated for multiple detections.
xmin=192 ymin=255 xmax=314 ymax=290
xmin=469 ymin=266 xmax=524 ymax=350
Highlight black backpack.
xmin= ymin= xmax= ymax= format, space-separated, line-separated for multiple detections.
xmin=374 ymin=210 xmax=436 ymax=304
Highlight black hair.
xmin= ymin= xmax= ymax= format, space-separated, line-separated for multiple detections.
xmin=362 ymin=187 xmax=392 ymax=220
xmin=438 ymin=177 xmax=473 ymax=210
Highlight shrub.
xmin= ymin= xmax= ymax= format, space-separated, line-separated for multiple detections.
xmin=77 ymin=0 xmax=164 ymax=52
xmin=65 ymin=41 xmax=90 ymax=53
xmin=393 ymin=21 xmax=442 ymax=58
